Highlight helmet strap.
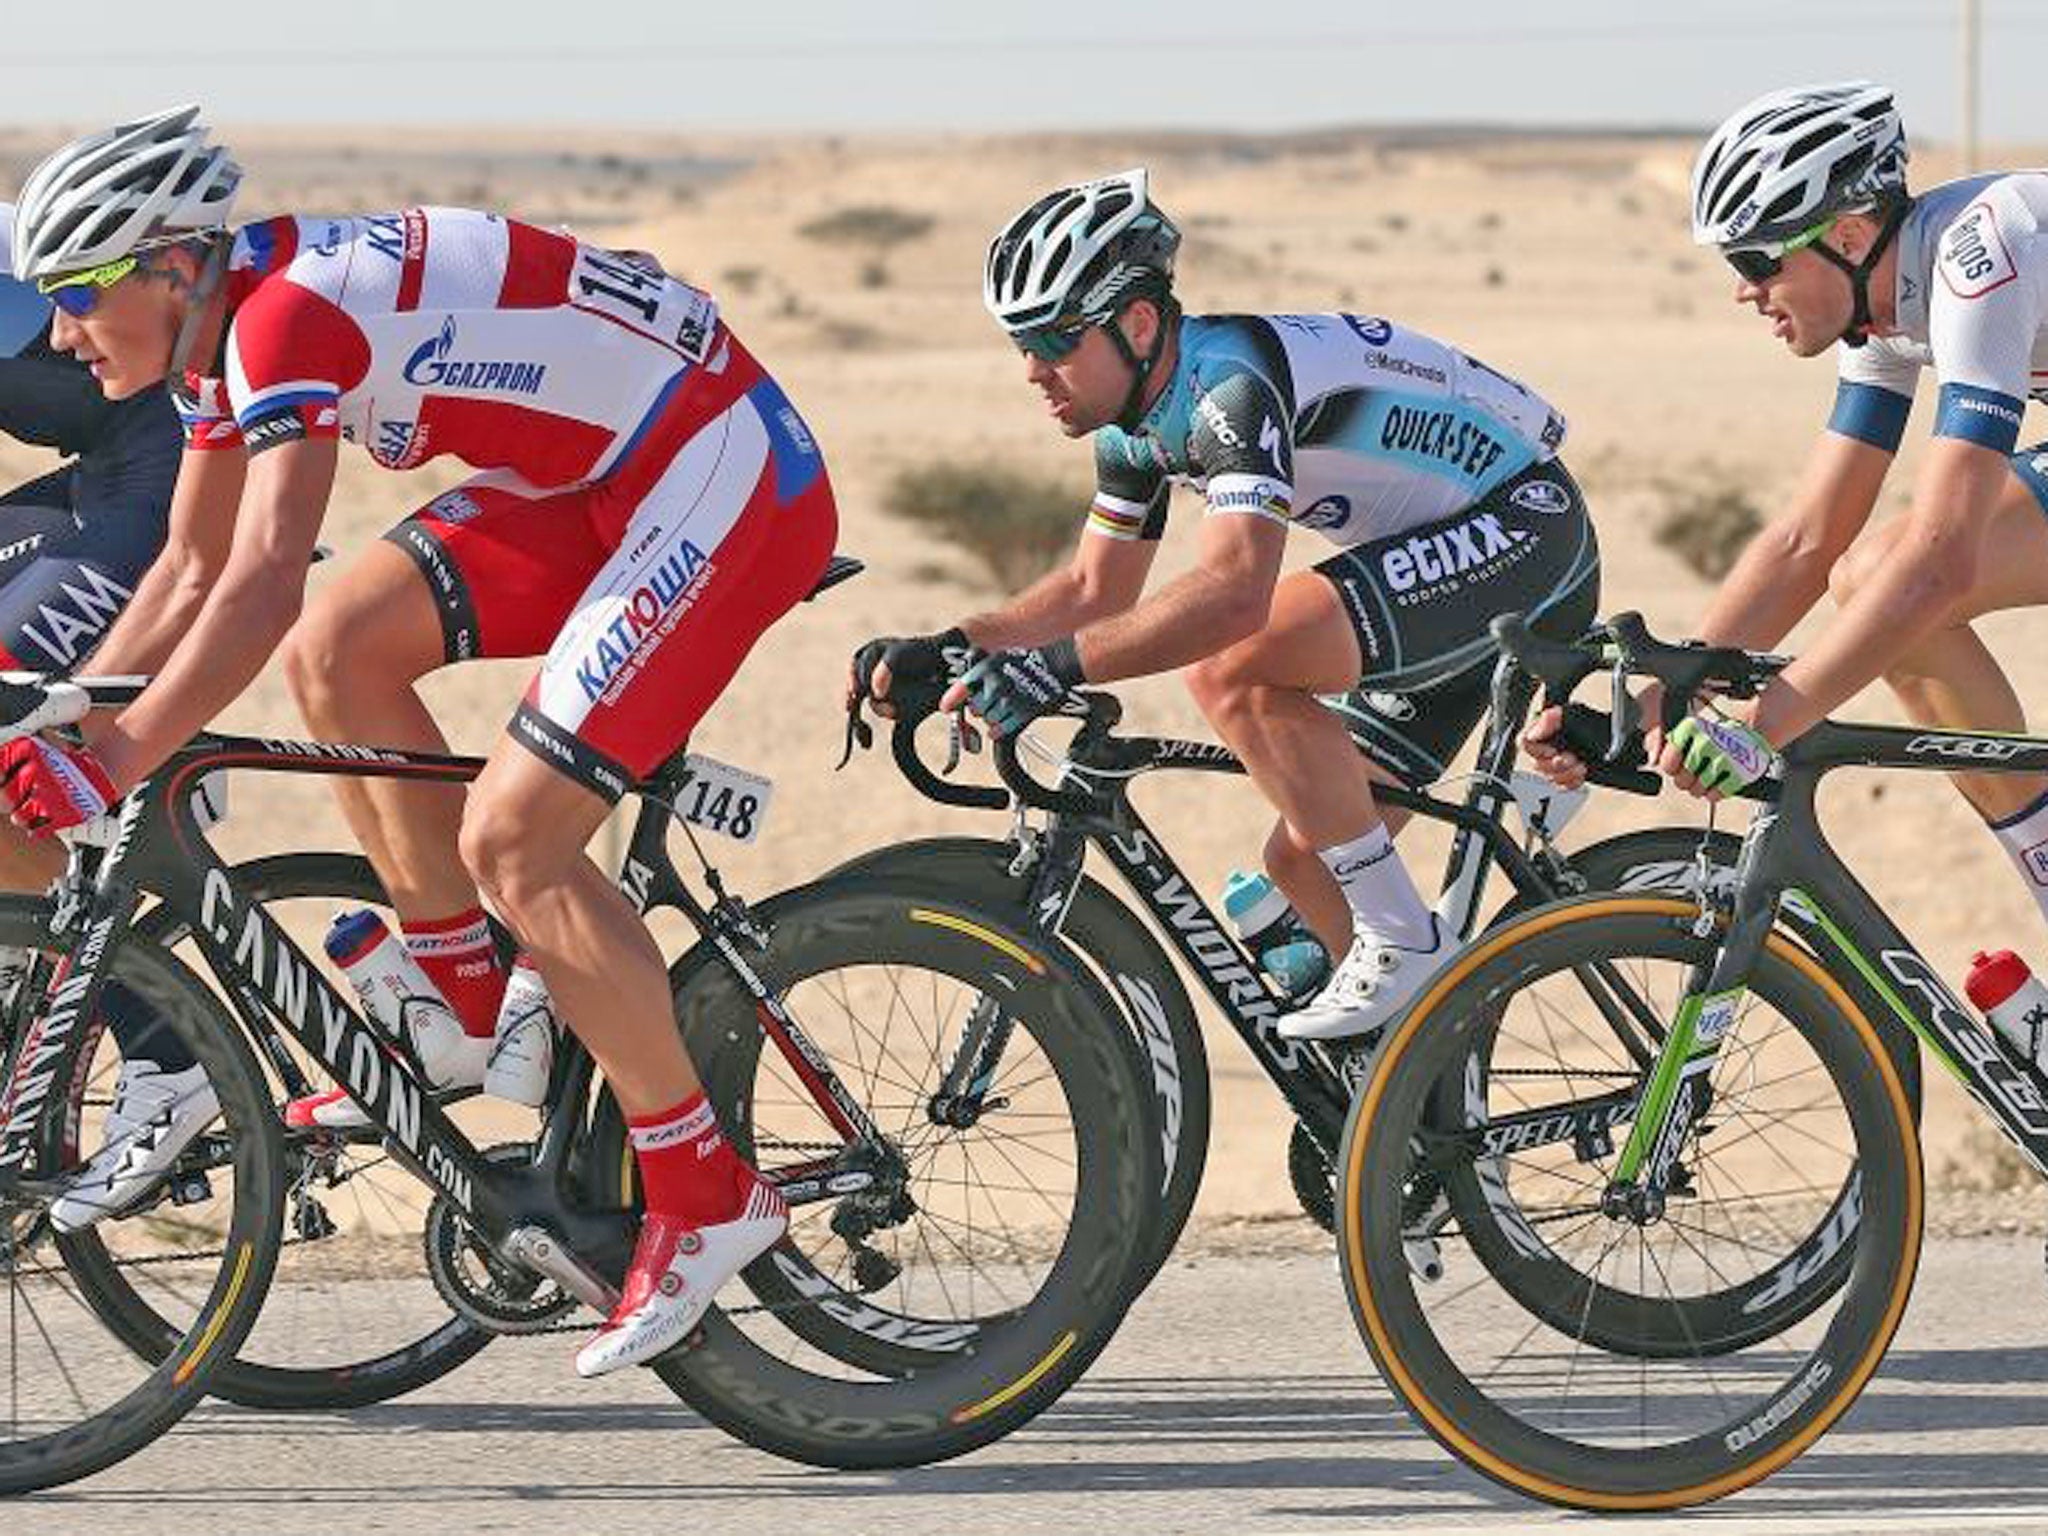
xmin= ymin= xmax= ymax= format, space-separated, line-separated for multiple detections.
xmin=1104 ymin=295 xmax=1175 ymax=431
xmin=167 ymin=237 xmax=229 ymax=381
xmin=1812 ymin=200 xmax=1910 ymax=349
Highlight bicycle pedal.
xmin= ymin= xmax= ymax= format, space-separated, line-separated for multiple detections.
xmin=169 ymin=1172 xmax=213 ymax=1207
xmin=1403 ymin=1234 xmax=1445 ymax=1283
xmin=293 ymin=1196 xmax=338 ymax=1242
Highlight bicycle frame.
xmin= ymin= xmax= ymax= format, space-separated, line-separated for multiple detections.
xmin=0 ymin=724 xmax=884 ymax=1301
xmin=1615 ymin=719 xmax=2048 ymax=1204
xmin=989 ymin=661 xmax=1600 ymax=1153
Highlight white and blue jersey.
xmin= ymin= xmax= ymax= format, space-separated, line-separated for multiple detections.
xmin=1090 ymin=312 xmax=1568 ymax=550
xmin=1828 ymin=172 xmax=2048 ymax=456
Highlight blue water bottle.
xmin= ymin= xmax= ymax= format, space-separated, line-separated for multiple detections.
xmin=1221 ymin=871 xmax=1331 ymax=1001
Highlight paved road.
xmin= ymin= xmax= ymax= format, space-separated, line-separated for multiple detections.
xmin=18 ymin=1234 xmax=2048 ymax=1534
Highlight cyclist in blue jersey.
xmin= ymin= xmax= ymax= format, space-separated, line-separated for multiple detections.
xmin=1527 ymin=83 xmax=2048 ymax=937
xmin=0 ymin=202 xmax=188 ymax=1229
xmin=853 ymin=169 xmax=1599 ymax=1044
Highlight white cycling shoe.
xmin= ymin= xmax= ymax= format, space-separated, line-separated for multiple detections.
xmin=575 ymin=1177 xmax=789 ymax=1378
xmin=50 ymin=1061 xmax=220 ymax=1233
xmin=1279 ymin=916 xmax=1452 ymax=1042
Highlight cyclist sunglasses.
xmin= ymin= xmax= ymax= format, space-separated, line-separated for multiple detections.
xmin=1722 ymin=214 xmax=1838 ymax=284
xmin=1014 ymin=318 xmax=1092 ymax=363
xmin=36 ymin=255 xmax=140 ymax=317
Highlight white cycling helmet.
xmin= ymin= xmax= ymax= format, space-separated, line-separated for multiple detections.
xmin=984 ymin=168 xmax=1180 ymax=333
xmin=13 ymin=105 xmax=241 ymax=282
xmin=1692 ymin=82 xmax=1907 ymax=248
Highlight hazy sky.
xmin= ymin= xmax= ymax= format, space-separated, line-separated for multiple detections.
xmin=7 ymin=2 xmax=2044 ymax=142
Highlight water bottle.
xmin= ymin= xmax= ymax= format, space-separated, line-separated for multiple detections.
xmin=1965 ymin=949 xmax=2048 ymax=1074
xmin=323 ymin=910 xmax=482 ymax=1089
xmin=484 ymin=956 xmax=558 ymax=1107
xmin=1221 ymin=871 xmax=1330 ymax=1001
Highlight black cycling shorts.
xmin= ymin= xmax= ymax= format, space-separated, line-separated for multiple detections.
xmin=1315 ymin=458 xmax=1600 ymax=787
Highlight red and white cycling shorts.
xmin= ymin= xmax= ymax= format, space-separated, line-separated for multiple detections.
xmin=385 ymin=331 xmax=836 ymax=801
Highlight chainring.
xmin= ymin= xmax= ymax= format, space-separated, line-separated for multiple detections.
xmin=1287 ymin=1120 xmax=1336 ymax=1234
xmin=424 ymin=1142 xmax=578 ymax=1334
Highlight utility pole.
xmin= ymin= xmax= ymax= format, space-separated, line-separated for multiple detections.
xmin=1960 ymin=0 xmax=1980 ymax=173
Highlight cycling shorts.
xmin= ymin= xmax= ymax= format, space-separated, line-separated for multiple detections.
xmin=1315 ymin=458 xmax=1600 ymax=787
xmin=386 ymin=332 xmax=836 ymax=801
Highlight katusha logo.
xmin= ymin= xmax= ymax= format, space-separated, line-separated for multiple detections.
xmin=575 ymin=540 xmax=714 ymax=704
xmin=402 ymin=318 xmax=547 ymax=395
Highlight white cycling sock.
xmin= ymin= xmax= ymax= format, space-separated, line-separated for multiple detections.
xmin=1316 ymin=824 xmax=1435 ymax=949
xmin=1987 ymin=786 xmax=2048 ymax=931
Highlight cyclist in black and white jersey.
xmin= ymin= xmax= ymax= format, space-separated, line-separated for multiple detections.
xmin=0 ymin=201 xmax=191 ymax=1230
xmin=1528 ymin=83 xmax=2048 ymax=939
xmin=853 ymin=170 xmax=1599 ymax=1042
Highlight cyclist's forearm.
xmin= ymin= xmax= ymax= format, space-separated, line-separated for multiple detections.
xmin=963 ymin=566 xmax=1120 ymax=650
xmin=1692 ymin=521 xmax=1834 ymax=651
xmin=79 ymin=552 xmax=218 ymax=678
xmin=1072 ymin=564 xmax=1267 ymax=683
xmin=94 ymin=573 xmax=302 ymax=789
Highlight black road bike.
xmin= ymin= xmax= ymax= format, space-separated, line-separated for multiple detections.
xmin=837 ymin=652 xmax=1918 ymax=1367
xmin=1336 ymin=610 xmax=2040 ymax=1509
xmin=0 ymin=662 xmax=1161 ymax=1487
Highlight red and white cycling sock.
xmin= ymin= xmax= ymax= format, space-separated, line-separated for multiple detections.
xmin=629 ymin=1091 xmax=751 ymax=1225
xmin=1988 ymin=787 xmax=2048 ymax=930
xmin=401 ymin=907 xmax=507 ymax=1040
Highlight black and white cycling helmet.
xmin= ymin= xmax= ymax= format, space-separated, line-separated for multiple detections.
xmin=13 ymin=105 xmax=241 ymax=283
xmin=984 ymin=168 xmax=1181 ymax=333
xmin=1692 ymin=82 xmax=1907 ymax=248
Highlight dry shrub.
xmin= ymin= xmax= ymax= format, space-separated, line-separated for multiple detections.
xmin=884 ymin=462 xmax=1081 ymax=589
xmin=1653 ymin=468 xmax=1764 ymax=580
xmin=1936 ymin=1119 xmax=2035 ymax=1193
xmin=798 ymin=205 xmax=934 ymax=251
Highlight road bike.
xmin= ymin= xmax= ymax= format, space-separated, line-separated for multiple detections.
xmin=1336 ymin=610 xmax=2029 ymax=1509
xmin=839 ymin=650 xmax=1917 ymax=1364
xmin=0 ymin=605 xmax=1159 ymax=1492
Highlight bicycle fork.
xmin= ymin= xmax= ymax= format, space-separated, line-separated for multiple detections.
xmin=1605 ymin=868 xmax=1780 ymax=1222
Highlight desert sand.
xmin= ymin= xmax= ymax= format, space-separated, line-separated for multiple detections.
xmin=2 ymin=122 xmax=2043 ymax=1220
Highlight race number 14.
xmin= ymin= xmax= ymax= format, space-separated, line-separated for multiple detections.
xmin=678 ymin=753 xmax=772 ymax=843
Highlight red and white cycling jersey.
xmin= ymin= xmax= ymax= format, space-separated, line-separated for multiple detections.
xmin=177 ymin=207 xmax=721 ymax=488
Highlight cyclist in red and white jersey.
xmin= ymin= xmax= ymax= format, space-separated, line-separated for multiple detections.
xmin=8 ymin=106 xmax=837 ymax=1376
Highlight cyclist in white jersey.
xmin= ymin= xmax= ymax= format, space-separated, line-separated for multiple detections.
xmin=853 ymin=170 xmax=1599 ymax=1043
xmin=1527 ymin=82 xmax=2048 ymax=935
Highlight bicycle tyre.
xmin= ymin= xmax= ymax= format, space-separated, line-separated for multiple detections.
xmin=642 ymin=881 xmax=1158 ymax=1468
xmin=819 ymin=836 xmax=1210 ymax=1280
xmin=1 ymin=896 xmax=284 ymax=1495
xmin=1339 ymin=895 xmax=1921 ymax=1509
xmin=74 ymin=854 xmax=491 ymax=1411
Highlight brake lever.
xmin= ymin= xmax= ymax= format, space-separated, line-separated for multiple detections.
xmin=835 ymin=698 xmax=873 ymax=769
xmin=1608 ymin=655 xmax=1636 ymax=762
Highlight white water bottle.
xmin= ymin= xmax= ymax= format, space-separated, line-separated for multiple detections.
xmin=323 ymin=910 xmax=480 ymax=1089
xmin=484 ymin=956 xmax=557 ymax=1107
xmin=1965 ymin=949 xmax=2048 ymax=1074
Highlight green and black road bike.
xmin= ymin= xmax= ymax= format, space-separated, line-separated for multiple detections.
xmin=1336 ymin=610 xmax=2039 ymax=1510
xmin=839 ymin=645 xmax=1916 ymax=1364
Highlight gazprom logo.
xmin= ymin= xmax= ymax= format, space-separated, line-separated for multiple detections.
xmin=402 ymin=318 xmax=547 ymax=395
